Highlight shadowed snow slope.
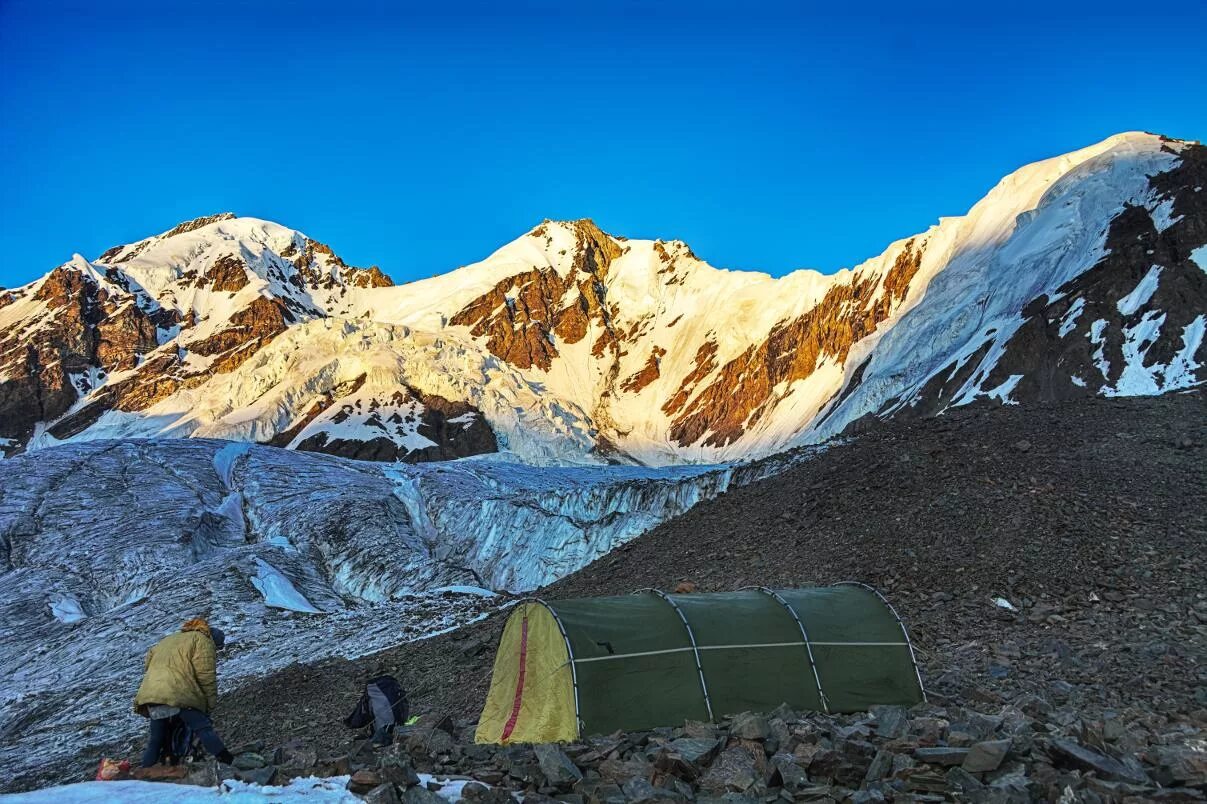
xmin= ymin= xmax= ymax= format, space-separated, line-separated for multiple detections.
xmin=0 ymin=439 xmax=791 ymax=785
xmin=2 ymin=134 xmax=1203 ymax=464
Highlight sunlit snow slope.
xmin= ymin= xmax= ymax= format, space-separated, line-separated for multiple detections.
xmin=1 ymin=133 xmax=1204 ymax=464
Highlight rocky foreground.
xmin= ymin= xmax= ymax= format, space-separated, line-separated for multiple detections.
xmin=115 ymin=696 xmax=1205 ymax=803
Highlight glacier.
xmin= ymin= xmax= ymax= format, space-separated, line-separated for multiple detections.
xmin=0 ymin=438 xmax=800 ymax=788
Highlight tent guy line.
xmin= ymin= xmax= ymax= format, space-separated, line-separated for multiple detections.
xmin=564 ymin=641 xmax=912 ymax=665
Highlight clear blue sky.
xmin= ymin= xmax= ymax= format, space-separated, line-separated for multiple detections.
xmin=1 ymin=1 xmax=1204 ymax=289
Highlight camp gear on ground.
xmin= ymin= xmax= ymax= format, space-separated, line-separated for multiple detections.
xmin=345 ymin=675 xmax=409 ymax=746
xmin=133 ymin=620 xmax=219 ymax=715
xmin=475 ymin=584 xmax=925 ymax=744
xmin=95 ymin=758 xmax=130 ymax=781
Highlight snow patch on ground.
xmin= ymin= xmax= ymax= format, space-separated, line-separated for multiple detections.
xmin=1191 ymin=244 xmax=1207 ymax=273
xmin=1058 ymin=298 xmax=1086 ymax=338
xmin=0 ymin=776 xmax=362 ymax=803
xmin=984 ymin=374 xmax=1023 ymax=405
xmin=1106 ymin=311 xmax=1166 ymax=396
xmin=1116 ymin=266 xmax=1162 ymax=316
xmin=1161 ymin=315 xmax=1206 ymax=389
xmin=1149 ymin=197 xmax=1183 ymax=232
xmin=1088 ymin=319 xmax=1111 ymax=380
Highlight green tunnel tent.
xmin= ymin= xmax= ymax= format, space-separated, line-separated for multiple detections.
xmin=475 ymin=584 xmax=925 ymax=744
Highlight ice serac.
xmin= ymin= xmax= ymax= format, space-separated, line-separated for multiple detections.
xmin=1 ymin=133 xmax=1204 ymax=463
xmin=0 ymin=438 xmax=792 ymax=784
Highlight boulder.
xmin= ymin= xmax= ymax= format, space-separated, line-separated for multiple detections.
xmin=1049 ymin=738 xmax=1150 ymax=785
xmin=233 ymin=766 xmax=277 ymax=786
xmin=728 ymin=713 xmax=770 ymax=741
xmin=699 ymin=745 xmax=762 ymax=794
xmin=348 ymin=769 xmax=386 ymax=794
xmin=962 ymin=738 xmax=1011 ymax=773
xmin=231 ymin=752 xmax=268 ymax=770
xmin=667 ymin=737 xmax=719 ymax=766
xmin=364 ymin=783 xmax=401 ymax=804
xmin=768 ymin=753 xmax=810 ymax=792
xmin=534 ymin=743 xmax=583 ymax=787
xmin=273 ymin=739 xmax=318 ymax=769
xmin=403 ymin=786 xmax=448 ymax=804
xmin=1146 ymin=744 xmax=1207 ymax=787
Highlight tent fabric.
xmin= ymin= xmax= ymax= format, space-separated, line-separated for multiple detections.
xmin=474 ymin=602 xmax=577 ymax=744
xmin=475 ymin=585 xmax=924 ymax=744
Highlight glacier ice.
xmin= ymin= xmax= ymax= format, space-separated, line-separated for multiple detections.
xmin=0 ymin=438 xmax=798 ymax=786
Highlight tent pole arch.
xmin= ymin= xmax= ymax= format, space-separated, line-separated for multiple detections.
xmin=746 ymin=586 xmax=830 ymax=714
xmin=524 ymin=598 xmax=585 ymax=735
xmin=836 ymin=581 xmax=927 ymax=703
xmin=635 ymin=588 xmax=714 ymax=721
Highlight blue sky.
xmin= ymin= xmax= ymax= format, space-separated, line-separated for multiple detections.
xmin=1 ymin=1 xmax=1204 ymax=288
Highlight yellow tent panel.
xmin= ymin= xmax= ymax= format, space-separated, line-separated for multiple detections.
xmin=474 ymin=602 xmax=577 ymax=744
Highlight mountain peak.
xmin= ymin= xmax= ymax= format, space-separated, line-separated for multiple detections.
xmin=161 ymin=211 xmax=238 ymax=239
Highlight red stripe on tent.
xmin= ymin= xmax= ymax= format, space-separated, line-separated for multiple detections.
xmin=500 ymin=615 xmax=529 ymax=742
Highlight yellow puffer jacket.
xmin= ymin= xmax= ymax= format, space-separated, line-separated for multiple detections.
xmin=133 ymin=619 xmax=218 ymax=716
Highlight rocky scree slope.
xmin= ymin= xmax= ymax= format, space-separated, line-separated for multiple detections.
xmin=1 ymin=133 xmax=1204 ymax=465
xmin=186 ymin=393 xmax=1206 ymax=800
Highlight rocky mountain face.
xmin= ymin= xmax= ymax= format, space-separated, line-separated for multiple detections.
xmin=1 ymin=133 xmax=1204 ymax=464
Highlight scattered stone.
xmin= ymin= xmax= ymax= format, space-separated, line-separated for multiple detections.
xmin=273 ymin=739 xmax=318 ymax=769
xmin=963 ymin=738 xmax=1012 ymax=772
xmin=403 ymin=786 xmax=448 ymax=804
xmin=699 ymin=745 xmax=762 ymax=793
xmin=348 ymin=769 xmax=386 ymax=794
xmin=534 ymin=743 xmax=583 ymax=786
xmin=233 ymin=765 xmax=277 ymax=786
xmin=231 ymin=752 xmax=268 ymax=770
xmin=1146 ymin=744 xmax=1207 ymax=787
xmin=1049 ymin=737 xmax=1151 ymax=785
xmin=667 ymin=737 xmax=719 ymax=766
xmin=364 ymin=783 xmax=401 ymax=804
xmin=768 ymin=753 xmax=809 ymax=792
xmin=913 ymin=746 xmax=970 ymax=766
xmin=728 ymin=713 xmax=770 ymax=740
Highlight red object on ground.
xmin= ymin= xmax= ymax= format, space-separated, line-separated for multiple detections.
xmin=95 ymin=758 xmax=131 ymax=781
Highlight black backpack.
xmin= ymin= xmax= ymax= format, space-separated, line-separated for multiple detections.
xmin=344 ymin=675 xmax=409 ymax=728
xmin=163 ymin=716 xmax=201 ymax=765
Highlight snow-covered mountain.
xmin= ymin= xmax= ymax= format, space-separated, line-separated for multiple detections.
xmin=1 ymin=132 xmax=1204 ymax=464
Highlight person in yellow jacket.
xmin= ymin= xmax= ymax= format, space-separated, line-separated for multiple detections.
xmin=133 ymin=618 xmax=233 ymax=767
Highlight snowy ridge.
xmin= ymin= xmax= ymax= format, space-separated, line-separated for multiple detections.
xmin=1 ymin=132 xmax=1204 ymax=465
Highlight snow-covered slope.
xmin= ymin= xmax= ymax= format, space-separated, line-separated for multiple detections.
xmin=1 ymin=133 xmax=1204 ymax=464
xmin=0 ymin=439 xmax=792 ymax=786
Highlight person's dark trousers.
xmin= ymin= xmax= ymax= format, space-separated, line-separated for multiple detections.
xmin=141 ymin=717 xmax=171 ymax=767
xmin=141 ymin=708 xmax=230 ymax=767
